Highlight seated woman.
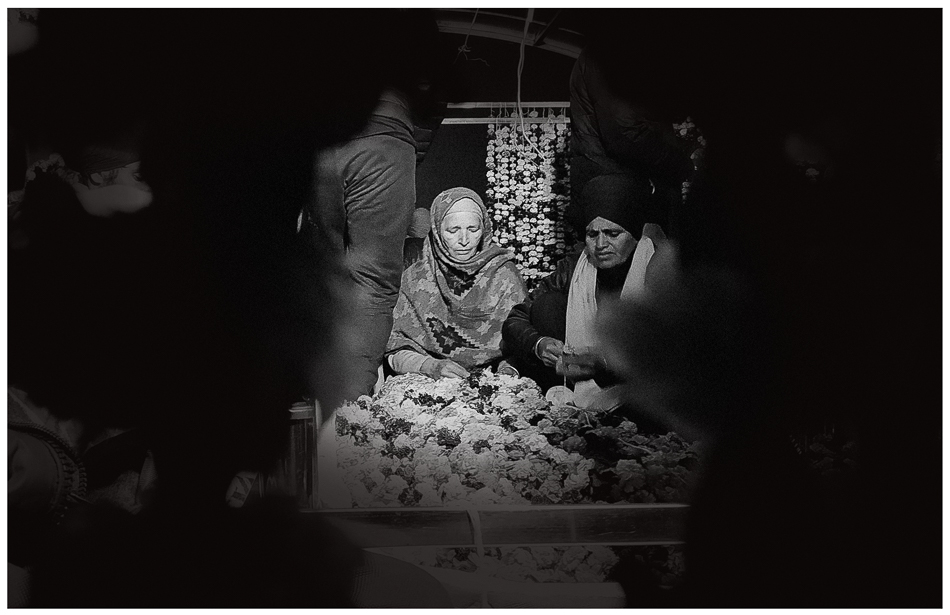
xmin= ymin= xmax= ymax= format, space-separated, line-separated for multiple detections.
xmin=386 ymin=187 xmax=528 ymax=379
xmin=502 ymin=174 xmax=666 ymax=407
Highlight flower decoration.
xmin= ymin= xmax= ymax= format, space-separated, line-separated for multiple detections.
xmin=672 ymin=116 xmax=706 ymax=202
xmin=325 ymin=369 xmax=700 ymax=588
xmin=486 ymin=111 xmax=574 ymax=288
xmin=326 ymin=371 xmax=698 ymax=509
xmin=24 ymin=153 xmax=79 ymax=185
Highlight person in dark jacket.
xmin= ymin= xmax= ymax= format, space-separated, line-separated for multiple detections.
xmin=307 ymin=88 xmax=417 ymax=400
xmin=502 ymin=174 xmax=665 ymax=407
xmin=306 ymin=10 xmax=441 ymax=401
xmin=569 ymin=47 xmax=698 ymax=232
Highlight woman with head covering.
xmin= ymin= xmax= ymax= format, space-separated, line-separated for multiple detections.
xmin=386 ymin=187 xmax=528 ymax=379
xmin=501 ymin=174 xmax=666 ymax=407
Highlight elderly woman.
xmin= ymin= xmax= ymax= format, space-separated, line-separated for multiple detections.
xmin=386 ymin=187 xmax=528 ymax=379
xmin=502 ymin=174 xmax=665 ymax=407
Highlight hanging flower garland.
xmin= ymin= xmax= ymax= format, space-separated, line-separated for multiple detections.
xmin=485 ymin=110 xmax=573 ymax=288
xmin=672 ymin=116 xmax=706 ymax=201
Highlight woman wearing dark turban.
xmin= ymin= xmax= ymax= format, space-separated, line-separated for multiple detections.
xmin=385 ymin=187 xmax=528 ymax=379
xmin=502 ymin=174 xmax=666 ymax=406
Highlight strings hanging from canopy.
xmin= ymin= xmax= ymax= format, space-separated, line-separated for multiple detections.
xmin=441 ymin=102 xmax=570 ymax=125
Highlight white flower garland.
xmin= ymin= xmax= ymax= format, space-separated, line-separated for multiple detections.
xmin=486 ymin=110 xmax=573 ymax=287
xmin=326 ymin=371 xmax=698 ymax=509
xmin=329 ymin=371 xmax=594 ymax=508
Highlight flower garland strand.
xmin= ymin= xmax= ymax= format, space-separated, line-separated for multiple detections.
xmin=485 ymin=108 xmax=573 ymax=288
xmin=671 ymin=116 xmax=706 ymax=201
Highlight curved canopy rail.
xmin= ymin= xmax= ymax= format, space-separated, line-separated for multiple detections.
xmin=433 ymin=8 xmax=583 ymax=59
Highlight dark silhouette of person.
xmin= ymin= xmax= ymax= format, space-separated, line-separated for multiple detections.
xmin=12 ymin=9 xmax=451 ymax=608
xmin=592 ymin=9 xmax=941 ymax=607
xmin=305 ymin=9 xmax=442 ymax=400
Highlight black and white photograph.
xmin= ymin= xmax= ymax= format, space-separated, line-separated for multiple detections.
xmin=5 ymin=5 xmax=943 ymax=608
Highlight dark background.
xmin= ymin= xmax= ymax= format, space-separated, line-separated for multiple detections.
xmin=416 ymin=124 xmax=491 ymax=213
xmin=6 ymin=8 xmax=943 ymax=608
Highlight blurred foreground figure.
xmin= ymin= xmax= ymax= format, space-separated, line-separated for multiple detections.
xmin=306 ymin=9 xmax=441 ymax=400
xmin=8 ymin=135 xmax=160 ymax=607
xmin=593 ymin=9 xmax=940 ymax=608
xmin=10 ymin=9 xmax=449 ymax=607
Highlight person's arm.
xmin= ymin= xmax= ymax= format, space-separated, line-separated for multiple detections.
xmin=387 ymin=349 xmax=430 ymax=374
xmin=503 ymin=305 xmax=565 ymax=368
xmin=501 ymin=256 xmax=574 ymax=364
xmin=557 ymin=352 xmax=619 ymax=387
xmin=576 ymin=51 xmax=691 ymax=184
xmin=341 ymin=137 xmax=417 ymax=399
xmin=600 ymin=109 xmax=693 ymax=184
xmin=501 ymin=300 xmax=538 ymax=362
xmin=388 ymin=349 xmax=469 ymax=380
xmin=569 ymin=52 xmax=602 ymax=161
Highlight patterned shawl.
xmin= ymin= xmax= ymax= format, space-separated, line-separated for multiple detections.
xmin=386 ymin=187 xmax=527 ymax=369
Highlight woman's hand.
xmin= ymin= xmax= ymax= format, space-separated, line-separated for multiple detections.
xmin=421 ymin=358 xmax=470 ymax=380
xmin=556 ymin=352 xmax=607 ymax=382
xmin=496 ymin=360 xmax=519 ymax=377
xmin=536 ymin=337 xmax=565 ymax=368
